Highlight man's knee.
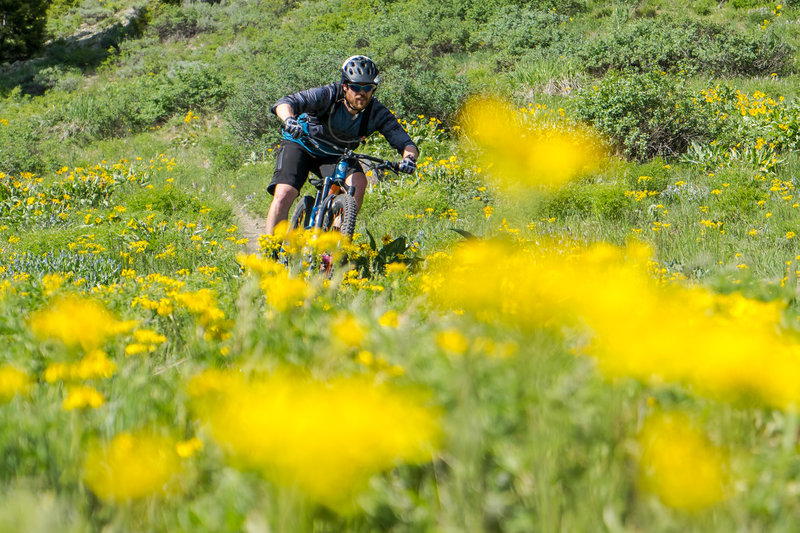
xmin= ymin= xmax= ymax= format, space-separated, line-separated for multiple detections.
xmin=271 ymin=184 xmax=300 ymax=207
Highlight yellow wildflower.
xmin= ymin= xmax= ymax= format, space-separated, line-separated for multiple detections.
xmin=638 ymin=412 xmax=728 ymax=511
xmin=29 ymin=295 xmax=135 ymax=350
xmin=0 ymin=365 xmax=31 ymax=401
xmin=189 ymin=369 xmax=440 ymax=510
xmin=134 ymin=329 xmax=167 ymax=344
xmin=175 ymin=437 xmax=203 ymax=458
xmin=63 ymin=385 xmax=105 ymax=410
xmin=436 ymin=329 xmax=470 ymax=355
xmin=459 ymin=96 xmax=603 ymax=191
xmin=331 ymin=313 xmax=367 ymax=349
xmin=83 ymin=432 xmax=185 ymax=502
xmin=385 ymin=262 xmax=407 ymax=274
xmin=260 ymin=270 xmax=311 ymax=312
xmin=44 ymin=350 xmax=116 ymax=382
xmin=430 ymin=240 xmax=800 ymax=409
xmin=40 ymin=273 xmax=65 ymax=296
xmin=378 ymin=310 xmax=400 ymax=329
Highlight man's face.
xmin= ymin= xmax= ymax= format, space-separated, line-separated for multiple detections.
xmin=343 ymin=82 xmax=375 ymax=112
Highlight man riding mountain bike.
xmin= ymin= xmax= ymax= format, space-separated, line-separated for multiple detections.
xmin=265 ymin=55 xmax=420 ymax=235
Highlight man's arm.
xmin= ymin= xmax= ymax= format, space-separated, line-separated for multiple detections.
xmin=274 ymin=102 xmax=295 ymax=124
xmin=402 ymin=144 xmax=419 ymax=161
xmin=271 ymin=84 xmax=338 ymax=120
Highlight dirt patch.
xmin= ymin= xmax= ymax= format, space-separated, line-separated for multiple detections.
xmin=230 ymin=200 xmax=263 ymax=255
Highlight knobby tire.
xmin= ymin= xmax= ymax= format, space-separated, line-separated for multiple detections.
xmin=289 ymin=195 xmax=315 ymax=231
xmin=322 ymin=194 xmax=357 ymax=238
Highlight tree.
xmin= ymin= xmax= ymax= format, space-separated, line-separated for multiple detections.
xmin=0 ymin=0 xmax=50 ymax=62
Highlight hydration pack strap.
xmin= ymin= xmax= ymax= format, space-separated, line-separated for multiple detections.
xmin=357 ymin=99 xmax=373 ymax=143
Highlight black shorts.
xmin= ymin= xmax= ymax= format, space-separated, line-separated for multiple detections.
xmin=267 ymin=140 xmax=365 ymax=196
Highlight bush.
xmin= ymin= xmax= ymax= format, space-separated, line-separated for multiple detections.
xmin=223 ymin=49 xmax=351 ymax=150
xmin=580 ymin=17 xmax=796 ymax=76
xmin=0 ymin=117 xmax=51 ymax=175
xmin=31 ymin=65 xmax=83 ymax=94
xmin=379 ymin=67 xmax=470 ymax=122
xmin=224 ymin=78 xmax=284 ymax=152
xmin=575 ymin=71 xmax=713 ymax=161
xmin=46 ymin=64 xmax=229 ymax=140
xmin=471 ymin=6 xmax=571 ymax=56
xmin=168 ymin=63 xmax=230 ymax=110
xmin=148 ymin=4 xmax=203 ymax=41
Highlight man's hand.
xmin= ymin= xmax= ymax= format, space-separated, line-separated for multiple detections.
xmin=398 ymin=156 xmax=417 ymax=175
xmin=283 ymin=117 xmax=303 ymax=139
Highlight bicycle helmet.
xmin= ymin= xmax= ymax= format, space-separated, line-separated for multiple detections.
xmin=341 ymin=55 xmax=380 ymax=85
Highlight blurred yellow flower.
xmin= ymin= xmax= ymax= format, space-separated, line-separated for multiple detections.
xmin=331 ymin=313 xmax=367 ymax=349
xmin=133 ymin=328 xmax=167 ymax=347
xmin=436 ymin=329 xmax=470 ymax=355
xmin=173 ymin=289 xmax=229 ymax=338
xmin=260 ymin=270 xmax=311 ymax=312
xmin=175 ymin=437 xmax=203 ymax=458
xmin=385 ymin=262 xmax=407 ymax=274
xmin=40 ymin=273 xmax=65 ymax=296
xmin=378 ymin=310 xmax=400 ymax=328
xmin=188 ymin=369 xmax=440 ymax=511
xmin=638 ymin=412 xmax=728 ymax=511
xmin=459 ymin=96 xmax=603 ymax=191
xmin=237 ymin=252 xmax=284 ymax=277
xmin=29 ymin=295 xmax=135 ymax=350
xmin=83 ymin=431 xmax=185 ymax=502
xmin=430 ymin=239 xmax=800 ymax=409
xmin=0 ymin=365 xmax=31 ymax=401
xmin=44 ymin=349 xmax=116 ymax=382
xmin=62 ymin=385 xmax=105 ymax=410
xmin=125 ymin=343 xmax=151 ymax=356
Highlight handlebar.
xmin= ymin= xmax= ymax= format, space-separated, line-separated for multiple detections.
xmin=290 ymin=130 xmax=403 ymax=176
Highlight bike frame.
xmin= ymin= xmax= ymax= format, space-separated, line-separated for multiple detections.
xmin=299 ymin=136 xmax=398 ymax=231
xmin=307 ymin=157 xmax=352 ymax=231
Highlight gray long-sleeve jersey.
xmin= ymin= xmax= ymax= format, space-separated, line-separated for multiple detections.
xmin=271 ymin=82 xmax=417 ymax=155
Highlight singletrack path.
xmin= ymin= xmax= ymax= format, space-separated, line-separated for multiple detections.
xmin=229 ymin=200 xmax=262 ymax=255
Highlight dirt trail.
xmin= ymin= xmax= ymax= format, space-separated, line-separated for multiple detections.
xmin=230 ymin=201 xmax=263 ymax=255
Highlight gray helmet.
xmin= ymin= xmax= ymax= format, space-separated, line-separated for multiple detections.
xmin=341 ymin=55 xmax=380 ymax=85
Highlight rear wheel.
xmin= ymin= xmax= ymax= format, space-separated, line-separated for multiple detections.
xmin=321 ymin=194 xmax=357 ymax=238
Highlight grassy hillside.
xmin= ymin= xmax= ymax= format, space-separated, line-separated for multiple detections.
xmin=3 ymin=0 xmax=800 ymax=531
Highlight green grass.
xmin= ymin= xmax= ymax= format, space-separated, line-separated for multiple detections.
xmin=5 ymin=0 xmax=800 ymax=531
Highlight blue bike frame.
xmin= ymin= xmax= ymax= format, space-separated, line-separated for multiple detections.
xmin=307 ymin=158 xmax=351 ymax=231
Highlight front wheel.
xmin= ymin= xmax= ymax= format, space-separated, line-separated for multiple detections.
xmin=321 ymin=194 xmax=357 ymax=238
xmin=289 ymin=195 xmax=315 ymax=231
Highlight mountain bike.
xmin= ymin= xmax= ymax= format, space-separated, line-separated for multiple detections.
xmin=284 ymin=133 xmax=402 ymax=275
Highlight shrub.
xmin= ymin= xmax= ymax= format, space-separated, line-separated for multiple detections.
xmin=148 ymin=4 xmax=202 ymax=41
xmin=223 ymin=78 xmax=284 ymax=152
xmin=575 ymin=71 xmax=713 ymax=161
xmin=580 ymin=17 xmax=795 ymax=76
xmin=31 ymin=65 xmax=83 ymax=94
xmin=46 ymin=64 xmax=229 ymax=141
xmin=471 ymin=6 xmax=571 ymax=56
xmin=168 ymin=63 xmax=230 ymax=110
xmin=0 ymin=118 xmax=46 ymax=175
xmin=379 ymin=67 xmax=470 ymax=123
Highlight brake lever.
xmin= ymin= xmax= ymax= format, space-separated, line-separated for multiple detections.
xmin=377 ymin=162 xmax=400 ymax=174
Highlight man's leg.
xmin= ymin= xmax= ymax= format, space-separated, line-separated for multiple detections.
xmin=265 ymin=183 xmax=300 ymax=235
xmin=346 ymin=172 xmax=368 ymax=212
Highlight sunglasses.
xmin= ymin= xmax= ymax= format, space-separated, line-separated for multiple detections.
xmin=346 ymin=83 xmax=376 ymax=93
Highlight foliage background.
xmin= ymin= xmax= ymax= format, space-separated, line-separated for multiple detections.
xmin=3 ymin=0 xmax=800 ymax=531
